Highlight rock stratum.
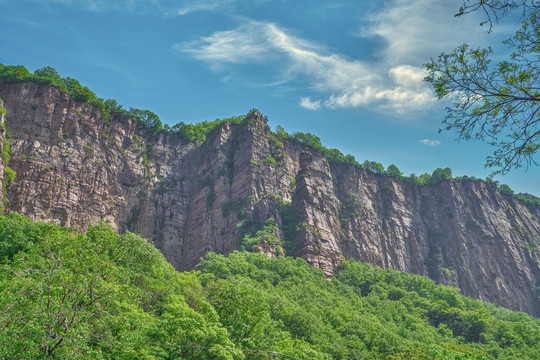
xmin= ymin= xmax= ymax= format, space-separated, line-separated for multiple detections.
xmin=0 ymin=81 xmax=539 ymax=316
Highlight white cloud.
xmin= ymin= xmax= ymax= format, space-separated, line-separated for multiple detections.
xmin=169 ymin=0 xmax=248 ymax=16
xmin=174 ymin=0 xmax=514 ymax=114
xmin=175 ymin=21 xmax=435 ymax=113
xmin=177 ymin=23 xmax=276 ymax=65
xmin=26 ymin=0 xmax=249 ymax=15
xmin=418 ymin=139 xmax=442 ymax=146
xmin=363 ymin=0 xmax=499 ymax=66
xmin=300 ymin=97 xmax=322 ymax=110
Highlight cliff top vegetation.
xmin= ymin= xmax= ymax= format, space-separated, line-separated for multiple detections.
xmin=0 ymin=63 xmax=538 ymax=209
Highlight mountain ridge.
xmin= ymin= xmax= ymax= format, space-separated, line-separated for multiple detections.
xmin=0 ymin=80 xmax=539 ymax=316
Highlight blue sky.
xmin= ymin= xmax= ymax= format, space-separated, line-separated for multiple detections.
xmin=1 ymin=0 xmax=538 ymax=195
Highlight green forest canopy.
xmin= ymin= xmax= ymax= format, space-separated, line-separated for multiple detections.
xmin=0 ymin=63 xmax=538 ymax=207
xmin=0 ymin=213 xmax=539 ymax=359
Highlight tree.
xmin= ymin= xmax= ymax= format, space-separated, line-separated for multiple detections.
xmin=386 ymin=164 xmax=403 ymax=179
xmin=290 ymin=132 xmax=323 ymax=151
xmin=425 ymin=1 xmax=540 ymax=175
xmin=362 ymin=160 xmax=385 ymax=175
xmin=129 ymin=108 xmax=163 ymax=133
xmin=429 ymin=167 xmax=453 ymax=184
xmin=62 ymin=77 xmax=95 ymax=103
xmin=0 ymin=64 xmax=32 ymax=82
xmin=33 ymin=66 xmax=62 ymax=87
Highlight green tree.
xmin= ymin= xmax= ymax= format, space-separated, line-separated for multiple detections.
xmin=290 ymin=132 xmax=323 ymax=151
xmin=386 ymin=164 xmax=403 ymax=179
xmin=62 ymin=77 xmax=95 ymax=103
xmin=0 ymin=64 xmax=32 ymax=82
xmin=362 ymin=160 xmax=385 ymax=175
xmin=498 ymin=183 xmax=515 ymax=196
xmin=129 ymin=108 xmax=163 ymax=133
xmin=33 ymin=66 xmax=63 ymax=87
xmin=429 ymin=167 xmax=453 ymax=184
xmin=104 ymin=98 xmax=124 ymax=113
xmin=425 ymin=1 xmax=540 ymax=175
xmin=0 ymin=214 xmax=239 ymax=359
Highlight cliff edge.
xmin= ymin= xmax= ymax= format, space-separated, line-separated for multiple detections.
xmin=0 ymin=81 xmax=539 ymax=316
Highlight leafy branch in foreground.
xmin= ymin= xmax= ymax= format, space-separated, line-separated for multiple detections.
xmin=426 ymin=3 xmax=540 ymax=175
xmin=455 ymin=1 xmax=539 ymax=30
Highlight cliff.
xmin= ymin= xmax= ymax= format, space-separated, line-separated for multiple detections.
xmin=0 ymin=81 xmax=539 ymax=316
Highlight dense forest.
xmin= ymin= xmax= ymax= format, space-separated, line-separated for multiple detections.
xmin=0 ymin=213 xmax=539 ymax=359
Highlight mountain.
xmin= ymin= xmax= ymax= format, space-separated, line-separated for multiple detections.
xmin=0 ymin=80 xmax=539 ymax=316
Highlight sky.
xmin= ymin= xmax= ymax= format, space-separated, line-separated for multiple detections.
xmin=1 ymin=0 xmax=538 ymax=196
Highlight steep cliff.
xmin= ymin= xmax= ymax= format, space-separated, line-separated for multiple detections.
xmin=0 ymin=81 xmax=539 ymax=316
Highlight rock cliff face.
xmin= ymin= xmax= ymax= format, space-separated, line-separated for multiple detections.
xmin=0 ymin=81 xmax=539 ymax=316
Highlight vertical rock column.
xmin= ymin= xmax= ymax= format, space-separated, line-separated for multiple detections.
xmin=0 ymin=98 xmax=6 ymax=207
xmin=292 ymin=152 xmax=344 ymax=276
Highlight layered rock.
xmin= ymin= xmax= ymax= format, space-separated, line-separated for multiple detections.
xmin=0 ymin=81 xmax=539 ymax=316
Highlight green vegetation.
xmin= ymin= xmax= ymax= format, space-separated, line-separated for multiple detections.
xmin=232 ymin=193 xmax=301 ymax=256
xmin=274 ymin=124 xmax=540 ymax=209
xmin=0 ymin=64 xmax=121 ymax=126
xmin=171 ymin=114 xmax=250 ymax=145
xmin=0 ymin=63 xmax=260 ymax=143
xmin=513 ymin=193 xmax=540 ymax=210
xmin=0 ymin=213 xmax=240 ymax=359
xmin=273 ymin=124 xmax=459 ymax=185
xmin=0 ymin=213 xmax=539 ymax=359
xmin=241 ymin=217 xmax=280 ymax=251
xmin=2 ymin=63 xmax=538 ymax=210
xmin=0 ymin=98 xmax=16 ymax=212
xmin=83 ymin=144 xmax=94 ymax=159
xmin=425 ymin=2 xmax=540 ymax=175
xmin=198 ymin=252 xmax=540 ymax=359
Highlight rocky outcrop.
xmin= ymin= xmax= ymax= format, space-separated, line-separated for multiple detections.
xmin=0 ymin=97 xmax=6 ymax=204
xmin=0 ymin=81 xmax=539 ymax=316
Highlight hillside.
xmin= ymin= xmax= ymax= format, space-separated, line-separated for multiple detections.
xmin=1 ymin=213 xmax=539 ymax=359
xmin=0 ymin=72 xmax=539 ymax=316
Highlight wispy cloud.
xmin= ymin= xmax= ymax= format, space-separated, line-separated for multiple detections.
xmin=167 ymin=0 xmax=247 ymax=16
xmin=21 ymin=0 xmax=251 ymax=15
xmin=418 ymin=139 xmax=442 ymax=146
xmin=362 ymin=0 xmax=501 ymax=66
xmin=300 ymin=97 xmax=322 ymax=111
xmin=175 ymin=0 xmax=511 ymax=114
xmin=176 ymin=21 xmax=434 ymax=113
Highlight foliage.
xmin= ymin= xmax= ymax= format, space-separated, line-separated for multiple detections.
xmin=241 ymin=218 xmax=280 ymax=251
xmin=0 ymin=100 xmax=16 ymax=212
xmin=513 ymin=192 xmax=540 ymax=209
xmin=0 ymin=64 xmax=265 ymax=141
xmin=274 ymin=127 xmax=361 ymax=167
xmin=2 ymin=63 xmax=537 ymax=212
xmin=272 ymin=123 xmax=539 ymax=209
xmin=429 ymin=167 xmax=453 ymax=184
xmin=171 ymin=114 xmax=246 ymax=145
xmin=0 ymin=213 xmax=240 ymax=359
xmin=1 ymin=214 xmax=540 ymax=359
xmin=198 ymin=251 xmax=540 ymax=360
xmin=128 ymin=108 xmax=163 ymax=133
xmin=386 ymin=164 xmax=403 ymax=179
xmin=363 ymin=160 xmax=386 ymax=175
xmin=272 ymin=125 xmax=461 ymax=187
xmin=425 ymin=1 xmax=540 ymax=175
xmin=0 ymin=64 xmax=168 ymax=135
xmin=497 ymin=182 xmax=540 ymax=210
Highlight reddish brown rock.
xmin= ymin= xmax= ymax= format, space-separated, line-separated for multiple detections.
xmin=0 ymin=81 xmax=539 ymax=316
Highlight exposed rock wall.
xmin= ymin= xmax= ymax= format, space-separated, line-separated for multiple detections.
xmin=0 ymin=81 xmax=539 ymax=316
xmin=0 ymin=97 xmax=6 ymax=205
